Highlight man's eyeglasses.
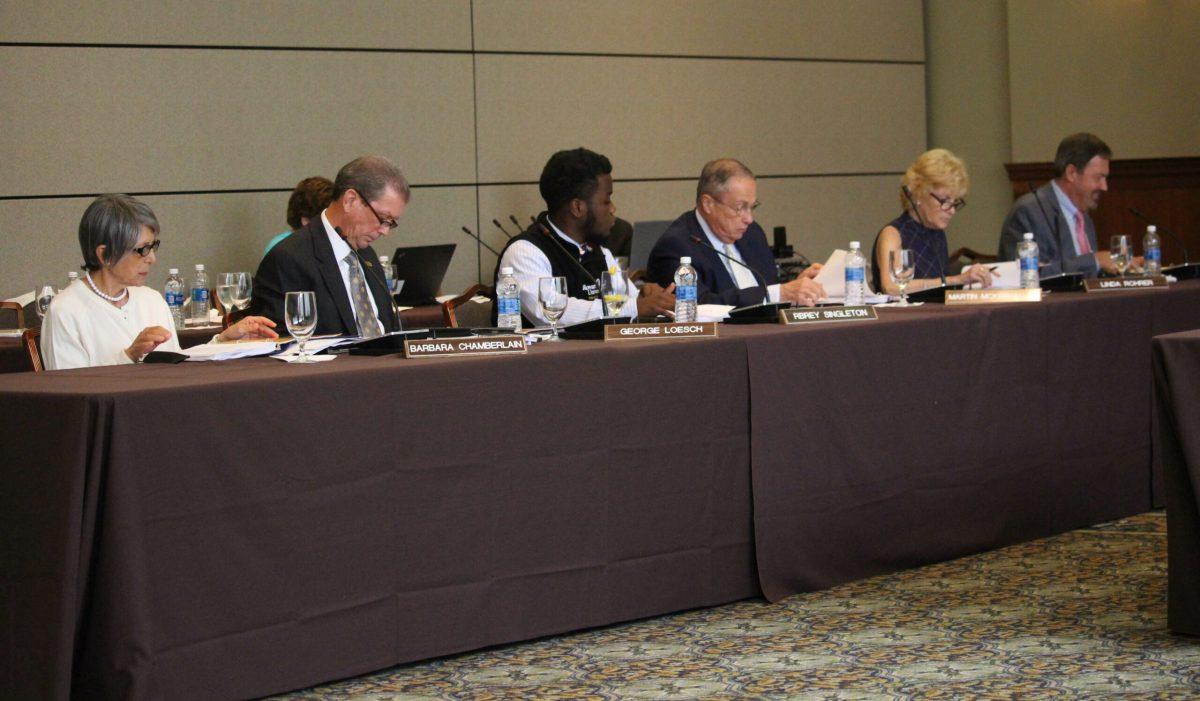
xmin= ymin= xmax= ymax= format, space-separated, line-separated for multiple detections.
xmin=930 ymin=192 xmax=967 ymax=212
xmin=713 ymin=198 xmax=761 ymax=217
xmin=132 ymin=239 xmax=161 ymax=258
xmin=354 ymin=189 xmax=399 ymax=230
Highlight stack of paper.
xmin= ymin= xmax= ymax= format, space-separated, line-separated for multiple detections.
xmin=181 ymin=340 xmax=280 ymax=362
xmin=813 ymin=249 xmax=889 ymax=305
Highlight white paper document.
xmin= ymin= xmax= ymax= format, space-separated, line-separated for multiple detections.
xmin=180 ymin=340 xmax=279 ymax=362
xmin=964 ymin=260 xmax=1020 ymax=289
xmin=697 ymin=304 xmax=735 ymax=322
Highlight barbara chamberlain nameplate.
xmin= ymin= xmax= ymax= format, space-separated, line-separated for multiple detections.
xmin=403 ymin=335 xmax=527 ymax=358
xmin=603 ymin=321 xmax=718 ymax=341
xmin=945 ymin=288 xmax=1043 ymax=304
xmin=779 ymin=306 xmax=878 ymax=324
xmin=1083 ymin=276 xmax=1168 ymax=292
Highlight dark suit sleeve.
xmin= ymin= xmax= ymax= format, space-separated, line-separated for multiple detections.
xmin=251 ymin=248 xmax=288 ymax=328
xmin=999 ymin=201 xmax=1040 ymax=264
xmin=645 ymin=232 xmax=685 ymax=287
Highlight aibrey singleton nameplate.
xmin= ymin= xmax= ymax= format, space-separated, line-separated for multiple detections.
xmin=945 ymin=288 xmax=1042 ymax=305
xmin=403 ymin=335 xmax=527 ymax=358
xmin=603 ymin=321 xmax=718 ymax=341
xmin=779 ymin=306 xmax=878 ymax=324
xmin=1083 ymin=276 xmax=1168 ymax=292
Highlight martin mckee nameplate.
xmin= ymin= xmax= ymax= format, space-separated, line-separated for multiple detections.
xmin=779 ymin=306 xmax=878 ymax=324
xmin=945 ymin=288 xmax=1042 ymax=304
xmin=603 ymin=321 xmax=718 ymax=341
xmin=403 ymin=335 xmax=527 ymax=358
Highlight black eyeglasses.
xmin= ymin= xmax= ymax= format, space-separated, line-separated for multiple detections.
xmin=132 ymin=239 xmax=161 ymax=257
xmin=930 ymin=192 xmax=967 ymax=212
xmin=713 ymin=198 xmax=761 ymax=217
xmin=354 ymin=189 xmax=399 ymax=230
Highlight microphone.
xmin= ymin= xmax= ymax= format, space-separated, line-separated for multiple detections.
xmin=509 ymin=215 xmax=525 ymax=233
xmin=902 ymin=186 xmax=946 ymax=285
xmin=460 ymin=226 xmax=503 ymax=257
xmin=335 ymin=226 xmax=402 ymax=333
xmin=1130 ymin=207 xmax=1190 ymax=264
xmin=1026 ymin=181 xmax=1066 ymax=276
xmin=535 ymin=216 xmax=599 ymax=286
xmin=688 ymin=234 xmax=768 ymax=302
xmin=492 ymin=219 xmax=515 ymax=239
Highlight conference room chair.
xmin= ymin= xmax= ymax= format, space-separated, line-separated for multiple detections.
xmin=442 ymin=284 xmax=494 ymax=328
xmin=0 ymin=301 xmax=25 ymax=330
xmin=22 ymin=328 xmax=43 ymax=373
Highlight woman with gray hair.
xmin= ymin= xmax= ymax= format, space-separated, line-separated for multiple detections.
xmin=41 ymin=194 xmax=278 ymax=369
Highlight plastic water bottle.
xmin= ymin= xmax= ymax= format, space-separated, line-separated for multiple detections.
xmin=1018 ymin=233 xmax=1039 ymax=289
xmin=1143 ymin=225 xmax=1161 ymax=275
xmin=164 ymin=268 xmax=186 ymax=330
xmin=844 ymin=241 xmax=865 ymax=305
xmin=190 ymin=263 xmax=210 ymax=325
xmin=67 ymin=271 xmax=79 ymax=287
xmin=674 ymin=256 xmax=698 ymax=322
xmin=379 ymin=255 xmax=395 ymax=293
xmin=495 ymin=266 xmax=522 ymax=331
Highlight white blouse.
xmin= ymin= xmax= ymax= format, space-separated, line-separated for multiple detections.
xmin=42 ymin=279 xmax=182 ymax=370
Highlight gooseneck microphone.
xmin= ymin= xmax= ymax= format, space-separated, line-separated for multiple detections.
xmin=1130 ymin=207 xmax=1190 ymax=264
xmin=460 ymin=226 xmax=503 ymax=257
xmin=492 ymin=219 xmax=515 ymax=239
xmin=509 ymin=215 xmax=525 ymax=233
xmin=335 ymin=226 xmax=402 ymax=333
xmin=536 ymin=217 xmax=600 ymax=287
xmin=1027 ymin=181 xmax=1066 ymax=276
xmin=688 ymin=234 xmax=768 ymax=303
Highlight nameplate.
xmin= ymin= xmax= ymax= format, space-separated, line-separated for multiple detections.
xmin=403 ymin=335 xmax=527 ymax=358
xmin=945 ymin=288 xmax=1042 ymax=305
xmin=603 ymin=322 xmax=718 ymax=341
xmin=1083 ymin=276 xmax=1168 ymax=292
xmin=779 ymin=306 xmax=878 ymax=324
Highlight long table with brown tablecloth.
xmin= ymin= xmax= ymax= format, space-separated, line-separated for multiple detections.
xmin=3 ymin=281 xmax=1199 ymax=700
xmin=1152 ymin=328 xmax=1200 ymax=636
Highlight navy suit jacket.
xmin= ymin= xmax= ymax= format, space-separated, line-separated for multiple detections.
xmin=998 ymin=183 xmax=1100 ymax=277
xmin=251 ymin=217 xmax=398 ymax=336
xmin=645 ymin=210 xmax=778 ymax=307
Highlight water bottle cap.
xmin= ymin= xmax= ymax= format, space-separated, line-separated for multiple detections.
xmin=849 ymin=241 xmax=860 ymax=250
xmin=379 ymin=255 xmax=389 ymax=264
xmin=680 ymin=256 xmax=692 ymax=264
xmin=168 ymin=268 xmax=179 ymax=275
xmin=195 ymin=264 xmax=205 ymax=271
xmin=1148 ymin=225 xmax=1157 ymax=233
xmin=500 ymin=266 xmax=514 ymax=275
xmin=1023 ymin=232 xmax=1034 ymax=241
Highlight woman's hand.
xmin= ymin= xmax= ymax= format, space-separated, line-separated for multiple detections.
xmin=956 ymin=264 xmax=998 ymax=288
xmin=126 ymin=326 xmax=173 ymax=362
xmin=218 ymin=316 xmax=279 ymax=342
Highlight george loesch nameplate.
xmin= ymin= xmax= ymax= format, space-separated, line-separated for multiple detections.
xmin=1083 ymin=276 xmax=1168 ymax=292
xmin=403 ymin=335 xmax=527 ymax=358
xmin=779 ymin=306 xmax=878 ymax=324
xmin=603 ymin=321 xmax=718 ymax=341
xmin=945 ymin=288 xmax=1043 ymax=305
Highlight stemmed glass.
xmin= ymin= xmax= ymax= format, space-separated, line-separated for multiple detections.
xmin=216 ymin=272 xmax=251 ymax=323
xmin=538 ymin=276 xmax=568 ymax=341
xmin=1110 ymin=235 xmax=1130 ymax=277
xmin=600 ymin=268 xmax=631 ymax=318
xmin=284 ymin=291 xmax=318 ymax=362
xmin=35 ymin=285 xmax=57 ymax=320
xmin=890 ymin=249 xmax=916 ymax=306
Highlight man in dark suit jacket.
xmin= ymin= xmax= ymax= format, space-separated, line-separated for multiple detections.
xmin=998 ymin=132 xmax=1121 ymax=277
xmin=252 ymin=156 xmax=407 ymax=336
xmin=646 ymin=158 xmax=824 ymax=307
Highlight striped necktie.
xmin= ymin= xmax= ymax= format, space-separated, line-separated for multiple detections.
xmin=344 ymin=252 xmax=384 ymax=338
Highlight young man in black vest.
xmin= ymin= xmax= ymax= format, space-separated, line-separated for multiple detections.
xmin=494 ymin=148 xmax=676 ymax=327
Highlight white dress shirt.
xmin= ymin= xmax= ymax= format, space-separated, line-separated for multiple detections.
xmin=42 ymin=279 xmax=182 ymax=370
xmin=497 ymin=219 xmax=638 ymax=326
xmin=321 ymin=209 xmax=381 ymax=325
xmin=694 ymin=210 xmax=780 ymax=303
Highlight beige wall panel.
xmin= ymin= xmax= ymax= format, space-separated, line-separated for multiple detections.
xmin=475 ymin=55 xmax=925 ymax=183
xmin=475 ymin=175 xmax=900 ymax=280
xmin=474 ymin=0 xmax=923 ymax=62
xmin=1007 ymin=0 xmax=1200 ymax=162
xmin=0 ymin=48 xmax=475 ymax=196
xmin=0 ymin=1 xmax=470 ymax=50
xmin=0 ymin=187 xmax=478 ymax=301
xmin=925 ymin=0 xmax=1013 ymax=255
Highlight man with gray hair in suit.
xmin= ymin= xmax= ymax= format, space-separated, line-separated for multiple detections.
xmin=998 ymin=132 xmax=1122 ymax=277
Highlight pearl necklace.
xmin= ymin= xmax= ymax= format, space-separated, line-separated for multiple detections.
xmin=85 ymin=270 xmax=130 ymax=304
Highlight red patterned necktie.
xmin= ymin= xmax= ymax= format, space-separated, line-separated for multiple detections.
xmin=1074 ymin=211 xmax=1091 ymax=255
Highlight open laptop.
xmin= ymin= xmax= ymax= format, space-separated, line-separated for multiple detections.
xmin=390 ymin=243 xmax=456 ymax=306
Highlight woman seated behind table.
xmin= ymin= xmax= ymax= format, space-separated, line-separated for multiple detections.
xmin=872 ymin=148 xmax=995 ymax=295
xmin=42 ymin=194 xmax=278 ymax=370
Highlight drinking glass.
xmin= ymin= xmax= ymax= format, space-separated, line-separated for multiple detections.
xmin=35 ymin=285 xmax=56 ymax=320
xmin=284 ymin=291 xmax=318 ymax=362
xmin=890 ymin=249 xmax=916 ymax=305
xmin=600 ymin=269 xmax=630 ymax=318
xmin=216 ymin=272 xmax=251 ymax=313
xmin=538 ymin=276 xmax=568 ymax=341
xmin=1110 ymin=235 xmax=1130 ymax=277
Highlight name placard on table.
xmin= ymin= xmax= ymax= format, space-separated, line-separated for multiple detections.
xmin=403 ymin=335 xmax=527 ymax=358
xmin=945 ymin=288 xmax=1042 ymax=305
xmin=1083 ymin=276 xmax=1168 ymax=292
xmin=779 ymin=306 xmax=878 ymax=325
xmin=603 ymin=322 xmax=718 ymax=341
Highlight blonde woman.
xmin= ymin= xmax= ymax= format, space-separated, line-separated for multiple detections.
xmin=872 ymin=149 xmax=995 ymax=295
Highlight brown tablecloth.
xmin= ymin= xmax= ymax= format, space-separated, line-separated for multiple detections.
xmin=1153 ymin=329 xmax=1200 ymax=636
xmin=746 ymin=282 xmax=1200 ymax=600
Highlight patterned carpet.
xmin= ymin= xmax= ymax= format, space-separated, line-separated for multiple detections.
xmin=271 ymin=512 xmax=1200 ymax=700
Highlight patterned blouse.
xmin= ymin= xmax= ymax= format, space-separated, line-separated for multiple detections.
xmin=871 ymin=211 xmax=949 ymax=292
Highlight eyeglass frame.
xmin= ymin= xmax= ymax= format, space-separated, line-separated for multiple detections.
xmin=710 ymin=196 xmax=761 ymax=217
xmin=131 ymin=239 xmax=161 ymax=258
xmin=929 ymin=192 xmax=967 ymax=212
xmin=353 ymin=188 xmax=400 ymax=230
